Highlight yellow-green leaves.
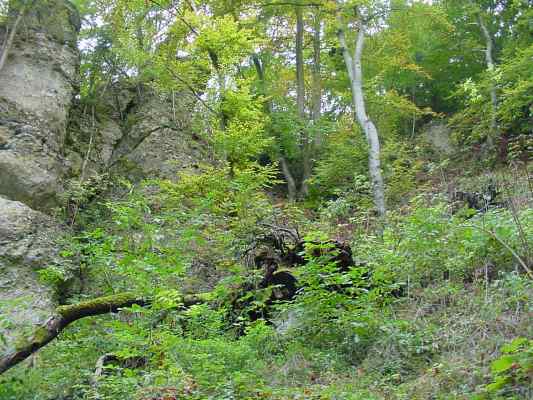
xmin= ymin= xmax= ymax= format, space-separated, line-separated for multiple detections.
xmin=193 ymin=14 xmax=255 ymax=71
xmin=214 ymin=83 xmax=272 ymax=166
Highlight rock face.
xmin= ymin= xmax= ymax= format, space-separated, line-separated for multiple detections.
xmin=0 ymin=196 xmax=64 ymax=354
xmin=0 ymin=0 xmax=80 ymax=210
xmin=0 ymin=0 xmax=81 ymax=359
xmin=0 ymin=0 xmax=204 ymax=209
xmin=0 ymin=0 xmax=80 ymax=128
xmin=423 ymin=121 xmax=454 ymax=155
xmin=69 ymin=84 xmax=207 ymax=181
xmin=0 ymin=104 xmax=65 ymax=209
xmin=111 ymin=89 xmax=208 ymax=179
xmin=0 ymin=0 xmax=209 ymax=360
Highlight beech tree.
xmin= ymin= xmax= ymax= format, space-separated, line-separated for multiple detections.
xmin=335 ymin=1 xmax=387 ymax=217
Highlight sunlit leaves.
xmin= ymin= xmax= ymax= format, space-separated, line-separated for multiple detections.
xmin=193 ymin=14 xmax=255 ymax=70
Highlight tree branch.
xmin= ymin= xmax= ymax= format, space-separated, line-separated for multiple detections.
xmin=463 ymin=224 xmax=533 ymax=279
xmin=0 ymin=1 xmax=30 ymax=73
xmin=0 ymin=292 xmax=206 ymax=375
xmin=166 ymin=68 xmax=218 ymax=115
xmin=259 ymin=1 xmax=322 ymax=7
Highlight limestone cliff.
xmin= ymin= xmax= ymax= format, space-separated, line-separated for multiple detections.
xmin=67 ymin=83 xmax=208 ymax=182
xmin=0 ymin=0 xmax=80 ymax=210
xmin=0 ymin=0 xmax=208 ymax=358
xmin=0 ymin=196 xmax=65 ymax=355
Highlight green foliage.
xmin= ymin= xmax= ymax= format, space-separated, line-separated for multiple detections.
xmin=449 ymin=12 xmax=533 ymax=157
xmin=310 ymin=123 xmax=370 ymax=201
xmin=4 ymin=0 xmax=533 ymax=399
xmin=268 ymin=102 xmax=306 ymax=160
xmin=158 ymin=163 xmax=279 ymax=252
xmin=54 ymin=162 xmax=281 ymax=302
xmin=276 ymin=235 xmax=387 ymax=364
xmin=362 ymin=318 xmax=436 ymax=379
xmin=309 ymin=124 xmax=418 ymax=212
xmin=214 ymin=83 xmax=273 ymax=167
xmin=37 ymin=265 xmax=67 ymax=291
xmin=363 ymin=198 xmax=533 ymax=287
xmin=193 ymin=14 xmax=256 ymax=70
xmin=382 ymin=139 xmax=419 ymax=204
xmin=57 ymin=173 xmax=110 ymax=224
xmin=474 ymin=338 xmax=533 ymax=399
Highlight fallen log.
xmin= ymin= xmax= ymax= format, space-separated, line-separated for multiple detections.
xmin=0 ymin=235 xmax=366 ymax=374
xmin=0 ymin=292 xmax=206 ymax=375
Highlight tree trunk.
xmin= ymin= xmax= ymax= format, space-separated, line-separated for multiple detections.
xmin=311 ymin=14 xmax=321 ymax=124
xmin=295 ymin=6 xmax=305 ymax=118
xmin=300 ymin=13 xmax=323 ymax=197
xmin=252 ymin=54 xmax=298 ymax=201
xmin=0 ymin=293 xmax=206 ymax=375
xmin=280 ymin=156 xmax=298 ymax=201
xmin=295 ymin=6 xmax=311 ymax=198
xmin=478 ymin=13 xmax=498 ymax=148
xmin=252 ymin=54 xmax=269 ymax=113
xmin=208 ymin=49 xmax=228 ymax=131
xmin=337 ymin=20 xmax=386 ymax=217
xmin=0 ymin=1 xmax=27 ymax=73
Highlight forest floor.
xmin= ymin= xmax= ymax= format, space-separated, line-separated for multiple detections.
xmin=1 ymin=160 xmax=532 ymax=400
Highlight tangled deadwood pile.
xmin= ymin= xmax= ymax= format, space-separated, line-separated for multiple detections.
xmin=230 ymin=225 xmax=358 ymax=324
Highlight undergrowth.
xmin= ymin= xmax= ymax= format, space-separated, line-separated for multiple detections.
xmin=1 ymin=166 xmax=531 ymax=400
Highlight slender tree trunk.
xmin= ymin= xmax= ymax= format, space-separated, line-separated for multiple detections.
xmin=311 ymin=14 xmax=322 ymax=124
xmin=295 ymin=6 xmax=305 ymax=118
xmin=252 ymin=54 xmax=298 ymax=201
xmin=337 ymin=21 xmax=386 ymax=217
xmin=208 ymin=49 xmax=228 ymax=131
xmin=478 ymin=14 xmax=497 ymax=148
xmin=252 ymin=54 xmax=267 ymax=108
xmin=301 ymin=13 xmax=322 ymax=197
xmin=0 ymin=1 xmax=27 ymax=74
xmin=295 ymin=6 xmax=311 ymax=198
xmin=280 ymin=156 xmax=298 ymax=201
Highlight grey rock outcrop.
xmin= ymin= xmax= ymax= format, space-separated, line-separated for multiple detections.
xmin=0 ymin=196 xmax=63 ymax=354
xmin=111 ymin=90 xmax=208 ymax=179
xmin=0 ymin=0 xmax=80 ymax=210
xmin=423 ymin=120 xmax=454 ymax=155
xmin=70 ymin=84 xmax=208 ymax=181
xmin=0 ymin=0 xmax=210 ymax=361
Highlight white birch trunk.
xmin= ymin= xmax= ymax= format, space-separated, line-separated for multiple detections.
xmin=338 ymin=22 xmax=386 ymax=217
xmin=478 ymin=14 xmax=498 ymax=147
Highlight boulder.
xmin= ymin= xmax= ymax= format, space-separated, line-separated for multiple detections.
xmin=423 ymin=120 xmax=454 ymax=155
xmin=0 ymin=196 xmax=64 ymax=356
